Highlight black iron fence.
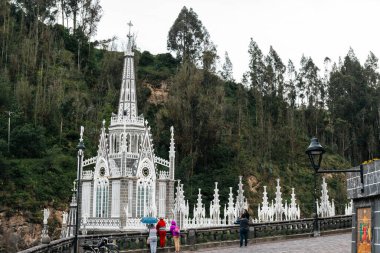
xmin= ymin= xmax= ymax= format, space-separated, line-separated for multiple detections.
xmin=18 ymin=215 xmax=352 ymax=253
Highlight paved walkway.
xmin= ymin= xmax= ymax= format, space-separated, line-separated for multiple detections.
xmin=184 ymin=233 xmax=351 ymax=253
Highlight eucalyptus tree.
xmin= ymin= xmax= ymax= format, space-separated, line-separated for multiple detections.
xmin=247 ymin=38 xmax=265 ymax=92
xmin=327 ymin=49 xmax=374 ymax=163
xmin=168 ymin=6 xmax=211 ymax=64
xmin=220 ymin=51 xmax=234 ymax=82
xmin=285 ymin=60 xmax=297 ymax=108
xmin=364 ymin=51 xmax=380 ymax=89
xmin=298 ymin=56 xmax=321 ymax=108
xmin=266 ymin=46 xmax=285 ymax=98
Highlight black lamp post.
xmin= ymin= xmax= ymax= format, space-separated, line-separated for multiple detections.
xmin=306 ymin=137 xmax=325 ymax=237
xmin=74 ymin=128 xmax=85 ymax=253
xmin=305 ymin=137 xmax=364 ymax=237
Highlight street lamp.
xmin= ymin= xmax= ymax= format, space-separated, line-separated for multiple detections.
xmin=74 ymin=127 xmax=85 ymax=253
xmin=305 ymin=137 xmax=364 ymax=237
xmin=306 ymin=137 xmax=325 ymax=171
xmin=305 ymin=137 xmax=325 ymax=237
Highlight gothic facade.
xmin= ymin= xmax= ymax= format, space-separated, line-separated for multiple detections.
xmin=74 ymin=29 xmax=175 ymax=231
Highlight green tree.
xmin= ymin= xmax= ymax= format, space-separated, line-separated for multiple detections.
xmin=11 ymin=123 xmax=46 ymax=158
xmin=247 ymin=38 xmax=265 ymax=92
xmin=167 ymin=6 xmax=210 ymax=63
xmin=220 ymin=51 xmax=234 ymax=82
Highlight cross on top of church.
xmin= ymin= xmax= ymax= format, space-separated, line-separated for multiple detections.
xmin=127 ymin=21 xmax=133 ymax=37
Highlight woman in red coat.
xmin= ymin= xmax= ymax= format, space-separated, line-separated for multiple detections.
xmin=156 ymin=218 xmax=167 ymax=248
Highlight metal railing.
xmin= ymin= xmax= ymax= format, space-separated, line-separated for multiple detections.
xmin=18 ymin=215 xmax=352 ymax=253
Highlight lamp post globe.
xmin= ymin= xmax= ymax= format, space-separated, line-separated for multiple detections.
xmin=306 ymin=137 xmax=325 ymax=172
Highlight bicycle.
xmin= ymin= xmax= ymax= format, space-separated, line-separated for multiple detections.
xmin=82 ymin=237 xmax=119 ymax=253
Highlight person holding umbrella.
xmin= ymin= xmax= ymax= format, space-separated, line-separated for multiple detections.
xmin=147 ymin=224 xmax=157 ymax=253
xmin=156 ymin=217 xmax=167 ymax=248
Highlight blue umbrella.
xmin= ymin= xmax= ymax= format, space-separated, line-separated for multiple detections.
xmin=141 ymin=217 xmax=158 ymax=224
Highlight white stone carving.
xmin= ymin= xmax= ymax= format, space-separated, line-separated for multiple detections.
xmin=286 ymin=188 xmax=300 ymax=220
xmin=258 ymin=182 xmax=300 ymax=222
xmin=317 ymin=177 xmax=335 ymax=217
xmin=225 ymin=187 xmax=236 ymax=225
xmin=345 ymin=199 xmax=353 ymax=215
xmin=43 ymin=208 xmax=50 ymax=225
xmin=273 ymin=178 xmax=285 ymax=221
xmin=62 ymin=211 xmax=68 ymax=225
xmin=209 ymin=182 xmax=221 ymax=225
xmin=174 ymin=180 xmax=188 ymax=228
xmin=235 ymin=176 xmax=246 ymax=218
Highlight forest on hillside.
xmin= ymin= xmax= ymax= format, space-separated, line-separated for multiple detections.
xmin=0 ymin=0 xmax=379 ymax=232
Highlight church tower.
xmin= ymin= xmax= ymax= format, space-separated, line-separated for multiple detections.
xmin=117 ymin=21 xmax=137 ymax=119
xmin=169 ymin=126 xmax=175 ymax=180
xmin=71 ymin=22 xmax=176 ymax=233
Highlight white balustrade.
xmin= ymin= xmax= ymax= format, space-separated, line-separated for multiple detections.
xmin=124 ymin=167 xmax=133 ymax=177
xmin=154 ymin=156 xmax=170 ymax=167
xmin=82 ymin=170 xmax=93 ymax=180
xmin=83 ymin=156 xmax=97 ymax=167
xmin=81 ymin=218 xmax=120 ymax=230
xmin=158 ymin=171 xmax=170 ymax=180
xmin=109 ymin=153 xmax=122 ymax=159
xmin=110 ymin=116 xmax=145 ymax=126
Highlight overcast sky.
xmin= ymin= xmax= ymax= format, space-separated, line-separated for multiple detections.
xmin=95 ymin=0 xmax=380 ymax=82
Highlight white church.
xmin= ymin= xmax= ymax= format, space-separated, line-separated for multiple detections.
xmin=64 ymin=26 xmax=176 ymax=234
xmin=60 ymin=25 xmax=311 ymax=237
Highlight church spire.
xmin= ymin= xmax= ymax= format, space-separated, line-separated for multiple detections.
xmin=117 ymin=21 xmax=137 ymax=119
xmin=169 ymin=126 xmax=175 ymax=180
xmin=97 ymin=120 xmax=108 ymax=158
xmin=126 ymin=21 xmax=134 ymax=56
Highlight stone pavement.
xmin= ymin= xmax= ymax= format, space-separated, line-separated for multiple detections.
xmin=183 ymin=232 xmax=351 ymax=253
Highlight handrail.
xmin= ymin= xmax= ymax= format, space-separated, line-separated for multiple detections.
xmin=17 ymin=215 xmax=352 ymax=253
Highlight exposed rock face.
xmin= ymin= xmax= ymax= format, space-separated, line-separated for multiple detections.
xmin=146 ymin=81 xmax=169 ymax=104
xmin=0 ymin=212 xmax=41 ymax=253
xmin=247 ymin=175 xmax=260 ymax=193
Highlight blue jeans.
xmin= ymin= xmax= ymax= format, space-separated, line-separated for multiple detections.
xmin=149 ymin=237 xmax=157 ymax=253
xmin=240 ymin=228 xmax=248 ymax=247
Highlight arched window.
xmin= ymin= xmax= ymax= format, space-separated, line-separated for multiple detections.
xmin=109 ymin=134 xmax=113 ymax=153
xmin=120 ymin=133 xmax=124 ymax=147
xmin=95 ymin=174 xmax=109 ymax=218
xmin=115 ymin=134 xmax=119 ymax=153
xmin=126 ymin=134 xmax=130 ymax=152
xmin=136 ymin=179 xmax=153 ymax=217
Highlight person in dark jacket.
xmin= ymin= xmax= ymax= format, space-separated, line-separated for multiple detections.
xmin=243 ymin=209 xmax=250 ymax=220
xmin=238 ymin=212 xmax=249 ymax=247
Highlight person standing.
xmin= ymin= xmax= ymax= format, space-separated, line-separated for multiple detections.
xmin=239 ymin=212 xmax=249 ymax=247
xmin=156 ymin=217 xmax=167 ymax=248
xmin=243 ymin=209 xmax=250 ymax=220
xmin=147 ymin=224 xmax=158 ymax=253
xmin=170 ymin=220 xmax=180 ymax=253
